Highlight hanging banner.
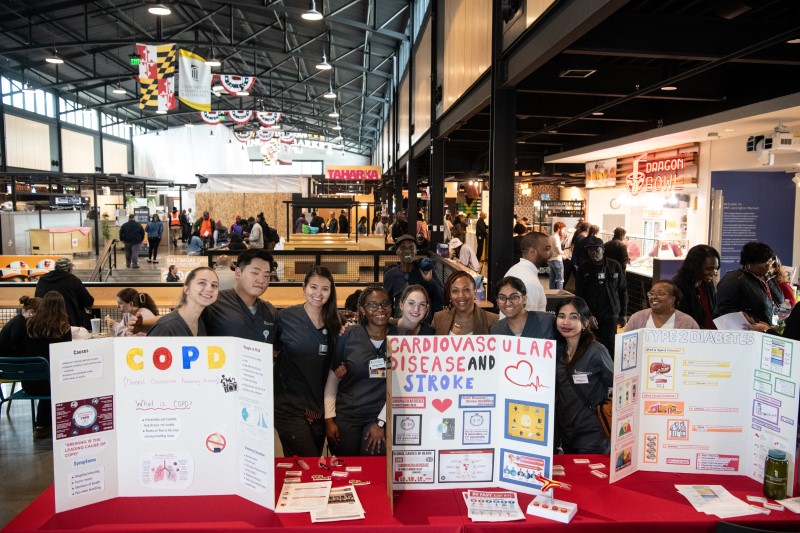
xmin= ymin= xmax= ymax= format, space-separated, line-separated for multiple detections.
xmin=324 ymin=165 xmax=382 ymax=181
xmin=200 ymin=111 xmax=223 ymax=125
xmin=234 ymin=131 xmax=255 ymax=143
xmin=256 ymin=112 xmax=282 ymax=127
xmin=177 ymin=49 xmax=211 ymax=111
xmin=257 ymin=130 xmax=275 ymax=142
xmin=218 ymin=75 xmax=256 ymax=95
xmin=279 ymin=132 xmax=296 ymax=144
xmin=227 ymin=110 xmax=254 ymax=124
xmin=137 ymin=43 xmax=177 ymax=112
xmin=585 ymin=158 xmax=617 ymax=188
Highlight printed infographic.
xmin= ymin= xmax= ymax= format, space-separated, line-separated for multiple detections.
xmin=50 ymin=337 xmax=274 ymax=513
xmin=610 ymin=329 xmax=799 ymax=493
xmin=389 ymin=334 xmax=556 ymax=494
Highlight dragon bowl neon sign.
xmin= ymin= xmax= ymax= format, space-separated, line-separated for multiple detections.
xmin=626 ymin=154 xmax=685 ymax=195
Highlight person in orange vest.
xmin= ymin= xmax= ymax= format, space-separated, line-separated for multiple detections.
xmin=193 ymin=210 xmax=215 ymax=251
xmin=169 ymin=207 xmax=181 ymax=248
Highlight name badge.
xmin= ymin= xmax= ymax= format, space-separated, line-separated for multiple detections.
xmin=319 ymin=344 xmax=328 ymax=356
xmin=572 ymin=373 xmax=589 ymax=384
xmin=369 ymin=358 xmax=387 ymax=378
xmin=597 ymin=273 xmax=606 ymax=280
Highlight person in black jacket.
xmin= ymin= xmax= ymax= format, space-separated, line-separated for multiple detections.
xmin=34 ymin=258 xmax=94 ymax=329
xmin=475 ymin=212 xmax=488 ymax=260
xmin=717 ymin=241 xmax=778 ymax=331
xmin=603 ymin=227 xmax=630 ymax=271
xmin=575 ymin=237 xmax=628 ymax=356
xmin=119 ymin=213 xmax=145 ymax=268
xmin=672 ymin=244 xmax=720 ymax=329
xmin=338 ymin=209 xmax=350 ymax=234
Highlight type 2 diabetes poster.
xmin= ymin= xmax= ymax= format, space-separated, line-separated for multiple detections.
xmin=49 ymin=337 xmax=274 ymax=512
xmin=610 ymin=329 xmax=799 ymax=491
xmin=388 ymin=334 xmax=556 ymax=494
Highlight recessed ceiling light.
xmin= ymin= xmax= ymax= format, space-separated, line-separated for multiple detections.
xmin=787 ymin=38 xmax=800 ymax=44
xmin=591 ymin=111 xmax=605 ymax=116
xmin=148 ymin=3 xmax=171 ymax=16
xmin=660 ymin=85 xmax=678 ymax=91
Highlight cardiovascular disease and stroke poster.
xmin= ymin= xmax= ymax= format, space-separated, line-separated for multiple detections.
xmin=610 ymin=329 xmax=799 ymax=491
xmin=388 ymin=334 xmax=556 ymax=494
xmin=49 ymin=337 xmax=274 ymax=513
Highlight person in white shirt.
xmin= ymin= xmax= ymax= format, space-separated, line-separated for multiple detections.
xmin=503 ymin=232 xmax=552 ymax=312
xmin=213 ymin=255 xmax=238 ymax=291
xmin=549 ymin=222 xmax=566 ymax=289
xmin=449 ymin=238 xmax=480 ymax=272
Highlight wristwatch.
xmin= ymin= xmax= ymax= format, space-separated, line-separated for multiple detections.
xmin=376 ymin=419 xmax=386 ymax=428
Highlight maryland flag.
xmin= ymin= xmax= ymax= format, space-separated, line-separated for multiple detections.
xmin=137 ymin=43 xmax=177 ymax=111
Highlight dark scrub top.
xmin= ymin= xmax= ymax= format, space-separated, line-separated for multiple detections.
xmin=147 ymin=310 xmax=206 ymax=337
xmin=389 ymin=323 xmax=436 ymax=336
xmin=491 ymin=311 xmax=555 ymax=338
xmin=274 ymin=305 xmax=331 ymax=418
xmin=333 ymin=325 xmax=387 ymax=421
xmin=202 ymin=288 xmax=277 ymax=344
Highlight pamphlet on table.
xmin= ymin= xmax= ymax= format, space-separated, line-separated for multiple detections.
xmin=610 ymin=329 xmax=799 ymax=491
xmin=50 ymin=337 xmax=275 ymax=513
xmin=388 ymin=334 xmax=556 ymax=495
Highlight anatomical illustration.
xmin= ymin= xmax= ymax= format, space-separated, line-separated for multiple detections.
xmin=647 ymin=356 xmax=675 ymax=390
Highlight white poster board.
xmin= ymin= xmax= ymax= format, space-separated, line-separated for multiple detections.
xmin=610 ymin=329 xmax=799 ymax=491
xmin=50 ymin=337 xmax=274 ymax=513
xmin=389 ymin=335 xmax=556 ymax=495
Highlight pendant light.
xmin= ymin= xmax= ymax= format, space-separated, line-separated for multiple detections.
xmin=301 ymin=0 xmax=323 ymax=21
xmin=148 ymin=3 xmax=171 ymax=16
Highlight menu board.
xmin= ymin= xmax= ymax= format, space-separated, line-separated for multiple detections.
xmin=610 ymin=329 xmax=799 ymax=492
xmin=49 ymin=337 xmax=275 ymax=513
xmin=388 ymin=334 xmax=556 ymax=495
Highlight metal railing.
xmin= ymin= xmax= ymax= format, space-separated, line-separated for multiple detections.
xmin=88 ymin=239 xmax=118 ymax=282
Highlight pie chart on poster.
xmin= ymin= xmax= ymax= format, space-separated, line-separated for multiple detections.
xmin=72 ymin=405 xmax=98 ymax=428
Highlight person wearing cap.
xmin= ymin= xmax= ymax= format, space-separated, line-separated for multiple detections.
xmin=383 ymin=234 xmax=444 ymax=318
xmin=338 ymin=209 xmax=350 ymax=234
xmin=449 ymin=237 xmax=480 ymax=272
xmin=575 ymin=236 xmax=628 ymax=356
xmin=503 ymin=232 xmax=552 ymax=313
xmin=34 ymin=257 xmax=94 ymax=330
xmin=120 ymin=213 xmax=145 ymax=268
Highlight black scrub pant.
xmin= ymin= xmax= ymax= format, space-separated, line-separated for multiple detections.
xmin=330 ymin=414 xmax=385 ymax=457
xmin=595 ymin=315 xmax=619 ymax=358
xmin=275 ymin=416 xmax=326 ymax=457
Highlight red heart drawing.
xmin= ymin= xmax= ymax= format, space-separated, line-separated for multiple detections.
xmin=505 ymin=361 xmax=534 ymax=387
xmin=431 ymin=398 xmax=453 ymax=413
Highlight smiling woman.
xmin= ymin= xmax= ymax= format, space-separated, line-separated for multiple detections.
xmin=624 ymin=280 xmax=699 ymax=331
xmin=147 ymin=267 xmax=219 ymax=337
xmin=432 ymin=271 xmax=499 ymax=335
xmin=490 ymin=276 xmax=554 ymax=338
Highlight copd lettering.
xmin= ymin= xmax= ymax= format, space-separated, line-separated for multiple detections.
xmin=126 ymin=345 xmax=226 ymax=371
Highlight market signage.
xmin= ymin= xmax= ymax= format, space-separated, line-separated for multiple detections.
xmin=585 ymin=158 xmax=617 ymax=188
xmin=626 ymin=153 xmax=685 ymax=195
xmin=325 ymin=165 xmax=382 ymax=181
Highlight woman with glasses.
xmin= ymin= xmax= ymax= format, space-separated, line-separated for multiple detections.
xmin=324 ymin=285 xmax=392 ymax=456
xmin=672 ymin=244 xmax=720 ymax=329
xmin=433 ymin=271 xmax=499 ymax=335
xmin=490 ymin=276 xmax=554 ymax=338
xmin=717 ymin=241 xmax=780 ymax=331
xmin=624 ymin=280 xmax=699 ymax=331
xmin=394 ymin=285 xmax=435 ymax=335
xmin=274 ymin=266 xmax=341 ymax=457
xmin=554 ymin=297 xmax=613 ymax=454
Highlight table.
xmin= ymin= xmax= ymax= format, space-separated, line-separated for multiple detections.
xmin=4 ymin=456 xmax=800 ymax=532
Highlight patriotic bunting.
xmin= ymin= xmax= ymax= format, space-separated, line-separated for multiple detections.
xmin=137 ymin=43 xmax=177 ymax=112
xmin=227 ymin=110 xmax=254 ymax=124
xmin=219 ymin=75 xmax=256 ymax=95
xmin=200 ymin=111 xmax=223 ymax=125
xmin=233 ymin=131 xmax=255 ymax=143
xmin=256 ymin=111 xmax=282 ymax=127
xmin=257 ymin=130 xmax=275 ymax=142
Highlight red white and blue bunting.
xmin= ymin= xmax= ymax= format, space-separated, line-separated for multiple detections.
xmin=218 ymin=75 xmax=256 ymax=95
xmin=256 ymin=111 xmax=282 ymax=127
xmin=233 ymin=131 xmax=255 ymax=143
xmin=200 ymin=111 xmax=223 ymax=125
xmin=227 ymin=110 xmax=254 ymax=124
xmin=257 ymin=130 xmax=275 ymax=142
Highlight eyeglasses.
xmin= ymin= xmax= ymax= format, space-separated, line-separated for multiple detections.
xmin=496 ymin=293 xmax=523 ymax=304
xmin=403 ymin=301 xmax=429 ymax=310
xmin=364 ymin=300 xmax=392 ymax=310
xmin=647 ymin=291 xmax=672 ymax=298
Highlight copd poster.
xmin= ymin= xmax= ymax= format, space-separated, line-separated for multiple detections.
xmin=388 ymin=334 xmax=556 ymax=495
xmin=50 ymin=337 xmax=274 ymax=512
xmin=611 ymin=329 xmax=799 ymax=493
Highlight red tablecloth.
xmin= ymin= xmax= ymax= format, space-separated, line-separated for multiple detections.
xmin=3 ymin=455 xmax=800 ymax=533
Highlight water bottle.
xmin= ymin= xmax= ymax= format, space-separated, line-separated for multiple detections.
xmin=476 ymin=284 xmax=486 ymax=301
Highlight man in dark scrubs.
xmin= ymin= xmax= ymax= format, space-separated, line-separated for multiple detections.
xmin=202 ymin=248 xmax=278 ymax=344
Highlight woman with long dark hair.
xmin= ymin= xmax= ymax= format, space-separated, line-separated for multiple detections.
xmin=22 ymin=291 xmax=72 ymax=438
xmin=274 ymin=266 xmax=341 ymax=456
xmin=147 ymin=267 xmax=218 ymax=336
xmin=0 ymin=296 xmax=42 ymax=353
xmin=106 ymin=288 xmax=159 ymax=336
xmin=553 ymin=297 xmax=613 ymax=454
xmin=490 ymin=276 xmax=553 ymax=338
xmin=145 ymin=214 xmax=163 ymax=263
xmin=325 ymin=285 xmax=392 ymax=456
xmin=672 ymin=244 xmax=720 ymax=329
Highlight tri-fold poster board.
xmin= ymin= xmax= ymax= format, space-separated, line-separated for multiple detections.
xmin=610 ymin=329 xmax=799 ymax=491
xmin=388 ymin=334 xmax=557 ymax=495
xmin=49 ymin=337 xmax=275 ymax=513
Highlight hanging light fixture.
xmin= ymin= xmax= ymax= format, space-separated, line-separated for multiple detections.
xmin=301 ymin=0 xmax=323 ymax=21
xmin=316 ymin=51 xmax=332 ymax=70
xmin=323 ymin=74 xmax=336 ymax=98
xmin=332 ymin=120 xmax=342 ymax=130
xmin=148 ymin=3 xmax=171 ymax=16
xmin=22 ymin=81 xmax=35 ymax=93
xmin=112 ymin=85 xmax=127 ymax=95
xmin=205 ymin=51 xmax=221 ymax=67
xmin=328 ymin=103 xmax=339 ymax=118
xmin=185 ymin=122 xmax=194 ymax=128
xmin=46 ymin=50 xmax=64 ymax=64
xmin=156 ymin=109 xmax=167 ymax=114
